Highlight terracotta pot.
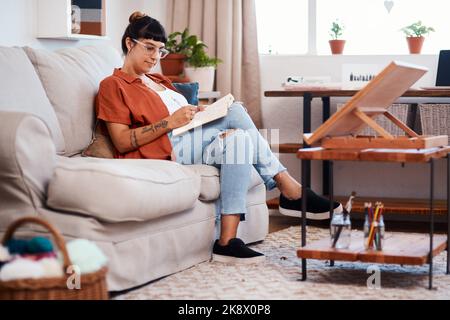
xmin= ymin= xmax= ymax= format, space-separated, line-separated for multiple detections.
xmin=329 ymin=40 xmax=346 ymax=55
xmin=406 ymin=36 xmax=425 ymax=54
xmin=160 ymin=53 xmax=186 ymax=76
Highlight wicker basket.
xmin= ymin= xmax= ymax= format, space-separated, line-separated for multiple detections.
xmin=0 ymin=216 xmax=108 ymax=300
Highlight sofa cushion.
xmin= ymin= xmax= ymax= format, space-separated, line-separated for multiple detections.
xmin=81 ymin=121 xmax=115 ymax=159
xmin=24 ymin=45 xmax=122 ymax=156
xmin=0 ymin=46 xmax=65 ymax=154
xmin=46 ymin=156 xmax=201 ymax=223
xmin=185 ymin=165 xmax=220 ymax=201
xmin=172 ymin=82 xmax=199 ymax=105
xmin=185 ymin=164 xmax=264 ymax=201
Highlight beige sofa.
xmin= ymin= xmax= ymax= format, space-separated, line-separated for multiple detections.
xmin=0 ymin=45 xmax=269 ymax=291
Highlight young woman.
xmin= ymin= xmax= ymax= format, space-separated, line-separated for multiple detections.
xmin=96 ymin=12 xmax=342 ymax=264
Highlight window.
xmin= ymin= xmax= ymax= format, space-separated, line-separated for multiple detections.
xmin=256 ymin=0 xmax=308 ymax=55
xmin=317 ymin=0 xmax=450 ymax=55
xmin=256 ymin=0 xmax=450 ymax=55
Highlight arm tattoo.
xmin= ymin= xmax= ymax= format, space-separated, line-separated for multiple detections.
xmin=130 ymin=130 xmax=139 ymax=148
xmin=142 ymin=120 xmax=169 ymax=134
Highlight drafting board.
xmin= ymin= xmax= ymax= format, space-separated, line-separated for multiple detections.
xmin=303 ymin=61 xmax=448 ymax=149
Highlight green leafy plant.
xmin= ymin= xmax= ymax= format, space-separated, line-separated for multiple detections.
xmin=166 ymin=28 xmax=221 ymax=68
xmin=165 ymin=28 xmax=197 ymax=55
xmin=401 ymin=21 xmax=435 ymax=37
xmin=187 ymin=39 xmax=221 ymax=68
xmin=329 ymin=20 xmax=344 ymax=40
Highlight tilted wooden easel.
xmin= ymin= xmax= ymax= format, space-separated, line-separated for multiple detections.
xmin=304 ymin=61 xmax=449 ymax=149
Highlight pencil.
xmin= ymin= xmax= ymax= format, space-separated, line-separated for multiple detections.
xmin=376 ymin=204 xmax=384 ymax=250
xmin=367 ymin=204 xmax=380 ymax=248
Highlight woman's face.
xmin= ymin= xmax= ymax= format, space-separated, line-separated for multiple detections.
xmin=126 ymin=37 xmax=167 ymax=74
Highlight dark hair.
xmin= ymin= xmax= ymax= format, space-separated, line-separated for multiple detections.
xmin=121 ymin=11 xmax=167 ymax=55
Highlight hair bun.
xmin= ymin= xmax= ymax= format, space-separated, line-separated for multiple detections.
xmin=129 ymin=11 xmax=147 ymax=23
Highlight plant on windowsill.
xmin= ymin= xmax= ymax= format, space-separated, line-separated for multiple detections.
xmin=329 ymin=20 xmax=345 ymax=55
xmin=184 ymin=34 xmax=222 ymax=92
xmin=160 ymin=28 xmax=197 ymax=77
xmin=400 ymin=21 xmax=435 ymax=54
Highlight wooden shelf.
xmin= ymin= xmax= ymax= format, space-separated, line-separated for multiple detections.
xmin=37 ymin=0 xmax=106 ymax=40
xmin=267 ymin=196 xmax=448 ymax=216
xmin=264 ymin=89 xmax=450 ymax=98
xmin=37 ymin=35 xmax=109 ymax=41
xmin=270 ymin=143 xmax=303 ymax=154
xmin=297 ymin=232 xmax=447 ymax=265
xmin=267 ymin=197 xmax=280 ymax=210
xmin=198 ymin=91 xmax=221 ymax=100
xmin=297 ymin=146 xmax=450 ymax=163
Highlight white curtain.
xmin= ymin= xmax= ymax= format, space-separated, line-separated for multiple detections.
xmin=166 ymin=0 xmax=263 ymax=128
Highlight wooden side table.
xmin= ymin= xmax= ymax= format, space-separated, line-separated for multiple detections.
xmin=264 ymin=89 xmax=450 ymax=195
xmin=198 ymin=91 xmax=221 ymax=104
xmin=296 ymin=146 xmax=450 ymax=289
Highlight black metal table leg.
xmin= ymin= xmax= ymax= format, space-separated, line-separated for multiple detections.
xmin=429 ymin=158 xmax=435 ymax=290
xmin=329 ymin=160 xmax=335 ymax=267
xmin=322 ymin=97 xmax=331 ymax=196
xmin=303 ymin=93 xmax=312 ymax=188
xmin=447 ymin=155 xmax=450 ymax=275
xmin=301 ymin=159 xmax=308 ymax=281
xmin=303 ymin=93 xmax=312 ymax=135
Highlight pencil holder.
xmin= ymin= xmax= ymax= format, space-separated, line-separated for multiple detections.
xmin=364 ymin=213 xmax=385 ymax=250
xmin=330 ymin=211 xmax=351 ymax=249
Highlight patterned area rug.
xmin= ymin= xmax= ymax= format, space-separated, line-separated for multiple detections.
xmin=114 ymin=226 xmax=450 ymax=300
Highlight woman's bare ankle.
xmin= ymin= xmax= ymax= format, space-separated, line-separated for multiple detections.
xmin=275 ymin=171 xmax=302 ymax=200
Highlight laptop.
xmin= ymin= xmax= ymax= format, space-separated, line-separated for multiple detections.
xmin=421 ymin=50 xmax=450 ymax=90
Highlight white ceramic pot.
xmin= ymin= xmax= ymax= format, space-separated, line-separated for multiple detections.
xmin=184 ymin=66 xmax=215 ymax=92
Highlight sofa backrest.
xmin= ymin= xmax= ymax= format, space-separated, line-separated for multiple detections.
xmin=24 ymin=45 xmax=123 ymax=156
xmin=0 ymin=46 xmax=66 ymax=154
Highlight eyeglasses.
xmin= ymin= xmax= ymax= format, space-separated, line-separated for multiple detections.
xmin=132 ymin=39 xmax=170 ymax=59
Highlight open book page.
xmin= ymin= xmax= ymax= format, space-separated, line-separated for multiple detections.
xmin=172 ymin=93 xmax=234 ymax=136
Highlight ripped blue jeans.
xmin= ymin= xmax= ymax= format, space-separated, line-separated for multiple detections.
xmin=168 ymin=103 xmax=287 ymax=217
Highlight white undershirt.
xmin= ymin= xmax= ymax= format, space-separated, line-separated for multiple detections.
xmin=141 ymin=76 xmax=188 ymax=115
xmin=156 ymin=89 xmax=189 ymax=115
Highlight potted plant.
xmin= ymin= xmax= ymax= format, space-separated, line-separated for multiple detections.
xmin=400 ymin=21 xmax=435 ymax=54
xmin=184 ymin=33 xmax=222 ymax=92
xmin=160 ymin=28 xmax=197 ymax=76
xmin=329 ymin=20 xmax=345 ymax=55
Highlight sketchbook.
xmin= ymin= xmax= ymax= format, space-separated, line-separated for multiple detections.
xmin=172 ymin=93 xmax=235 ymax=136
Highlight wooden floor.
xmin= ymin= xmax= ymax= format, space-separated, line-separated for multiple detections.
xmin=269 ymin=216 xmax=301 ymax=233
xmin=267 ymin=196 xmax=448 ymax=216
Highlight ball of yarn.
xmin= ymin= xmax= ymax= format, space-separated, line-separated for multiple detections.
xmin=6 ymin=239 xmax=28 ymax=254
xmin=0 ymin=245 xmax=11 ymax=262
xmin=63 ymin=239 xmax=108 ymax=274
xmin=39 ymin=258 xmax=63 ymax=278
xmin=21 ymin=252 xmax=57 ymax=261
xmin=6 ymin=237 xmax=53 ymax=254
xmin=27 ymin=237 xmax=53 ymax=254
xmin=0 ymin=258 xmax=45 ymax=281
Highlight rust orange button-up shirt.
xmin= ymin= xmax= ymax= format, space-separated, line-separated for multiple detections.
xmin=96 ymin=68 xmax=178 ymax=160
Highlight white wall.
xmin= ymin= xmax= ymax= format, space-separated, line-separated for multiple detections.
xmin=261 ymin=54 xmax=448 ymax=200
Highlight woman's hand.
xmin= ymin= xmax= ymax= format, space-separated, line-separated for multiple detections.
xmin=168 ymin=105 xmax=199 ymax=129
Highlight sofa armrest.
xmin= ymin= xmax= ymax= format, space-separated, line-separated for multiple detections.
xmin=0 ymin=111 xmax=56 ymax=209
